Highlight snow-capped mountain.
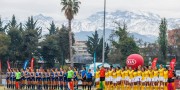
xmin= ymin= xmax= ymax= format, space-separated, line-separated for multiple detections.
xmin=69 ymin=10 xmax=180 ymax=36
xmin=1 ymin=10 xmax=180 ymax=42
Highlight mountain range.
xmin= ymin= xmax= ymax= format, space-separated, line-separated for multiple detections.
xmin=1 ymin=10 xmax=180 ymax=43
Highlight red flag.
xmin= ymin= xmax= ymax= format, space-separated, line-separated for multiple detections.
xmin=7 ymin=60 xmax=11 ymax=69
xmin=30 ymin=58 xmax=35 ymax=69
xmin=151 ymin=58 xmax=158 ymax=69
xmin=170 ymin=58 xmax=176 ymax=71
xmin=0 ymin=60 xmax=2 ymax=71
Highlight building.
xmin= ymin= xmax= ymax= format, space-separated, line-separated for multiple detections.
xmin=168 ymin=29 xmax=180 ymax=46
xmin=72 ymin=41 xmax=93 ymax=64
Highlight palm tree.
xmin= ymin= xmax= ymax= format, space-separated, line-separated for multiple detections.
xmin=61 ymin=0 xmax=81 ymax=66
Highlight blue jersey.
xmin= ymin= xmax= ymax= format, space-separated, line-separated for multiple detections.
xmin=81 ymin=70 xmax=87 ymax=77
xmin=86 ymin=72 xmax=92 ymax=79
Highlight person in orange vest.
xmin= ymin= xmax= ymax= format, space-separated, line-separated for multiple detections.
xmin=167 ymin=67 xmax=176 ymax=90
xmin=99 ymin=66 xmax=105 ymax=89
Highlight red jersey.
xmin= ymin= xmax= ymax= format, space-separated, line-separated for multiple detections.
xmin=100 ymin=68 xmax=105 ymax=77
xmin=168 ymin=70 xmax=174 ymax=78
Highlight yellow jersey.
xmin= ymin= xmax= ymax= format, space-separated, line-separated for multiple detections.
xmin=108 ymin=70 xmax=113 ymax=77
xmin=164 ymin=70 xmax=168 ymax=79
xmin=129 ymin=70 xmax=134 ymax=79
xmin=116 ymin=70 xmax=121 ymax=77
xmin=141 ymin=72 xmax=145 ymax=80
xmin=124 ymin=70 xmax=129 ymax=77
xmin=149 ymin=70 xmax=154 ymax=78
xmin=121 ymin=71 xmax=125 ymax=79
xmin=105 ymin=71 xmax=109 ymax=78
xmin=137 ymin=70 xmax=142 ymax=76
xmin=144 ymin=70 xmax=149 ymax=77
xmin=159 ymin=68 xmax=164 ymax=77
xmin=112 ymin=72 xmax=117 ymax=78
xmin=133 ymin=71 xmax=138 ymax=77
xmin=153 ymin=70 xmax=159 ymax=77
xmin=95 ymin=71 xmax=100 ymax=78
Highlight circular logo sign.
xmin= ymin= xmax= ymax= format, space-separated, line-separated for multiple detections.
xmin=126 ymin=59 xmax=136 ymax=65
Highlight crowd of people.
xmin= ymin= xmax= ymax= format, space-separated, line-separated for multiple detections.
xmin=95 ymin=65 xmax=176 ymax=90
xmin=6 ymin=67 xmax=93 ymax=90
xmin=5 ymin=64 xmax=176 ymax=90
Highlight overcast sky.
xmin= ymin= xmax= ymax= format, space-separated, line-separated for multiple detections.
xmin=0 ymin=0 xmax=180 ymax=20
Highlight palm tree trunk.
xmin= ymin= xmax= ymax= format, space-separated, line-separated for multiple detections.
xmin=68 ymin=20 xmax=73 ymax=66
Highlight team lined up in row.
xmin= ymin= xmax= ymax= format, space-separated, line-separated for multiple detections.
xmin=94 ymin=65 xmax=175 ymax=90
xmin=6 ymin=67 xmax=93 ymax=90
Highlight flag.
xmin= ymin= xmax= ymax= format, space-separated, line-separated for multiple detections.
xmin=170 ymin=58 xmax=176 ymax=71
xmin=23 ymin=59 xmax=29 ymax=70
xmin=30 ymin=58 xmax=35 ymax=69
xmin=7 ymin=60 xmax=11 ymax=69
xmin=0 ymin=60 xmax=2 ymax=72
xmin=151 ymin=58 xmax=158 ymax=69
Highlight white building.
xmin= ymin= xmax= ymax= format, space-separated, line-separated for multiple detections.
xmin=72 ymin=41 xmax=93 ymax=63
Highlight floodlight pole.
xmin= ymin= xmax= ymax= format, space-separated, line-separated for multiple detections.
xmin=102 ymin=0 xmax=106 ymax=66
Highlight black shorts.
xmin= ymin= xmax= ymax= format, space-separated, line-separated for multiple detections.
xmin=100 ymin=77 xmax=105 ymax=81
xmin=82 ymin=77 xmax=86 ymax=81
xmin=86 ymin=78 xmax=92 ymax=82
xmin=16 ymin=79 xmax=20 ymax=81
xmin=67 ymin=78 xmax=72 ymax=82
xmin=168 ymin=78 xmax=174 ymax=83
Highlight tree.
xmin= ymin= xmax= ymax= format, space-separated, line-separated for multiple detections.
xmin=86 ymin=31 xmax=109 ymax=62
xmin=7 ymin=15 xmax=23 ymax=63
xmin=0 ymin=33 xmax=10 ymax=70
xmin=48 ymin=21 xmax=57 ymax=35
xmin=0 ymin=33 xmax=11 ymax=58
xmin=110 ymin=23 xmax=139 ymax=65
xmin=0 ymin=17 xmax=8 ymax=33
xmin=41 ymin=35 xmax=59 ymax=68
xmin=41 ymin=25 xmax=74 ymax=68
xmin=23 ymin=16 xmax=42 ymax=59
xmin=61 ymin=0 xmax=81 ymax=66
xmin=158 ymin=18 xmax=168 ymax=63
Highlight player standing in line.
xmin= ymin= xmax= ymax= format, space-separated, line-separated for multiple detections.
xmin=105 ymin=68 xmax=109 ymax=90
xmin=108 ymin=67 xmax=113 ymax=89
xmin=82 ymin=67 xmax=87 ymax=90
xmin=133 ymin=68 xmax=138 ymax=90
xmin=55 ymin=68 xmax=59 ymax=89
xmin=163 ymin=67 xmax=168 ymax=90
xmin=95 ymin=68 xmax=100 ymax=89
xmin=59 ymin=68 xmax=64 ymax=90
xmin=141 ymin=67 xmax=145 ymax=90
xmin=148 ymin=66 xmax=154 ymax=90
xmin=6 ymin=69 xmax=10 ymax=89
xmin=124 ymin=66 xmax=129 ymax=88
xmin=153 ymin=67 xmax=159 ymax=90
xmin=116 ymin=67 xmax=121 ymax=89
xmin=121 ymin=67 xmax=125 ymax=90
xmin=74 ymin=67 xmax=79 ymax=89
xmin=20 ymin=69 xmax=25 ymax=89
xmin=31 ymin=69 xmax=35 ymax=89
xmin=137 ymin=66 xmax=142 ymax=89
xmin=112 ymin=68 xmax=117 ymax=89
xmin=63 ymin=69 xmax=68 ymax=89
xmin=86 ymin=69 xmax=93 ymax=90
xmin=158 ymin=64 xmax=164 ymax=89
xmin=128 ymin=67 xmax=134 ymax=90
xmin=144 ymin=66 xmax=150 ymax=89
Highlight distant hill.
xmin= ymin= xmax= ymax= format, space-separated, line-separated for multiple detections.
xmin=74 ymin=29 xmax=157 ymax=43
